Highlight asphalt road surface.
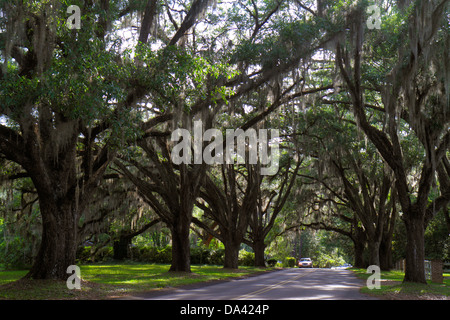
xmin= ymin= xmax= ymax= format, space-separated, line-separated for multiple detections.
xmin=129 ymin=268 xmax=377 ymax=300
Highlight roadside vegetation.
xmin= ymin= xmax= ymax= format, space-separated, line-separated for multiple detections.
xmin=0 ymin=262 xmax=274 ymax=300
xmin=352 ymin=268 xmax=450 ymax=300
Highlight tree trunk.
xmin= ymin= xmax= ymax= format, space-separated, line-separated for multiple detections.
xmin=367 ymin=240 xmax=381 ymax=267
xmin=403 ymin=210 xmax=427 ymax=284
xmin=353 ymin=224 xmax=367 ymax=268
xmin=253 ymin=238 xmax=266 ymax=267
xmin=169 ymin=216 xmax=191 ymax=272
xmin=223 ymin=239 xmax=240 ymax=269
xmin=26 ymin=195 xmax=78 ymax=280
xmin=353 ymin=240 xmax=366 ymax=268
xmin=113 ymin=236 xmax=132 ymax=260
xmin=379 ymin=237 xmax=393 ymax=271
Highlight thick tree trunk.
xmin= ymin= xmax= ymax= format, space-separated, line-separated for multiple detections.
xmin=113 ymin=236 xmax=132 ymax=260
xmin=379 ymin=238 xmax=393 ymax=271
xmin=253 ymin=239 xmax=266 ymax=267
xmin=223 ymin=239 xmax=240 ymax=269
xmin=26 ymin=196 xmax=78 ymax=280
xmin=353 ymin=241 xmax=366 ymax=268
xmin=403 ymin=210 xmax=427 ymax=284
xmin=353 ymin=225 xmax=367 ymax=268
xmin=367 ymin=240 xmax=381 ymax=267
xmin=169 ymin=216 xmax=191 ymax=272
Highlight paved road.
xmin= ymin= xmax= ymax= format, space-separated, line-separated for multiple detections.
xmin=129 ymin=268 xmax=377 ymax=300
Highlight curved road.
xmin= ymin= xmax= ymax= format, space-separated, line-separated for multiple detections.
xmin=130 ymin=268 xmax=377 ymax=300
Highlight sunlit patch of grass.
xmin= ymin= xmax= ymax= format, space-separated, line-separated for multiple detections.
xmin=0 ymin=270 xmax=28 ymax=286
xmin=0 ymin=262 xmax=273 ymax=299
xmin=352 ymin=268 xmax=450 ymax=299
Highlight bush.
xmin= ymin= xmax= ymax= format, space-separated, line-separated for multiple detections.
xmin=0 ymin=237 xmax=33 ymax=269
xmin=156 ymin=246 xmax=172 ymax=263
xmin=76 ymin=246 xmax=93 ymax=263
xmin=209 ymin=248 xmax=225 ymax=265
xmin=314 ymin=253 xmax=345 ymax=268
xmin=284 ymin=257 xmax=296 ymax=268
xmin=137 ymin=246 xmax=158 ymax=262
xmin=191 ymin=247 xmax=211 ymax=264
xmin=134 ymin=246 xmax=172 ymax=263
xmin=96 ymin=246 xmax=114 ymax=262
xmin=238 ymin=250 xmax=255 ymax=266
xmin=76 ymin=245 xmax=113 ymax=263
xmin=267 ymin=258 xmax=278 ymax=267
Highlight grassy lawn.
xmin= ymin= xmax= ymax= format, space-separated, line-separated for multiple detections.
xmin=0 ymin=262 xmax=273 ymax=300
xmin=352 ymin=268 xmax=450 ymax=300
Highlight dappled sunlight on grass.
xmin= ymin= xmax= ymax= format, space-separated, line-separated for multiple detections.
xmin=351 ymin=268 xmax=450 ymax=299
xmin=0 ymin=262 xmax=272 ymax=299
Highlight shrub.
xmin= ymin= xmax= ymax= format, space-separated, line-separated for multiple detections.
xmin=284 ymin=257 xmax=296 ymax=268
xmin=76 ymin=245 xmax=113 ymax=263
xmin=238 ymin=250 xmax=255 ymax=266
xmin=191 ymin=247 xmax=211 ymax=264
xmin=0 ymin=237 xmax=33 ymax=269
xmin=138 ymin=246 xmax=158 ymax=262
xmin=209 ymin=248 xmax=225 ymax=265
xmin=314 ymin=253 xmax=345 ymax=268
xmin=95 ymin=246 xmax=114 ymax=262
xmin=156 ymin=246 xmax=172 ymax=263
xmin=267 ymin=258 xmax=278 ymax=267
xmin=76 ymin=246 xmax=93 ymax=263
xmin=129 ymin=245 xmax=141 ymax=260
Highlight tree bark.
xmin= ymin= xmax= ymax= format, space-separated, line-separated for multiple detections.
xmin=403 ymin=208 xmax=427 ymax=284
xmin=113 ymin=237 xmax=132 ymax=260
xmin=26 ymin=189 xmax=78 ymax=280
xmin=253 ymin=238 xmax=266 ymax=267
xmin=367 ymin=240 xmax=381 ymax=267
xmin=353 ymin=240 xmax=366 ymax=268
xmin=223 ymin=238 xmax=240 ymax=269
xmin=379 ymin=237 xmax=393 ymax=271
xmin=169 ymin=213 xmax=192 ymax=272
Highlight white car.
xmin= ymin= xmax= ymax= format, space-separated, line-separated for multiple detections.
xmin=298 ymin=258 xmax=313 ymax=268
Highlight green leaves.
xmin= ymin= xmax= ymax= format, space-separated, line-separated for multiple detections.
xmin=133 ymin=44 xmax=239 ymax=111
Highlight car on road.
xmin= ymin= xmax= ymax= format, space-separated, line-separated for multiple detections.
xmin=298 ymin=258 xmax=313 ymax=268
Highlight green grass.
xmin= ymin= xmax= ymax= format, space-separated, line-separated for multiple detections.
xmin=0 ymin=262 xmax=273 ymax=300
xmin=352 ymin=268 xmax=450 ymax=299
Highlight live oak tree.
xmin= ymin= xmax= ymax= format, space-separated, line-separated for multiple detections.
xmin=114 ymin=0 xmax=329 ymax=271
xmin=0 ymin=0 xmax=188 ymax=279
xmin=298 ymin=106 xmax=398 ymax=269
xmin=0 ymin=2 xmax=121 ymax=279
xmin=245 ymin=156 xmax=302 ymax=267
xmin=329 ymin=0 xmax=450 ymax=283
xmin=195 ymin=164 xmax=260 ymax=269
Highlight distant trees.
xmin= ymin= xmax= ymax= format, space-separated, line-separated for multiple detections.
xmin=293 ymin=106 xmax=398 ymax=269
